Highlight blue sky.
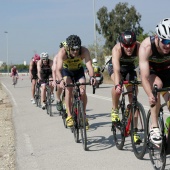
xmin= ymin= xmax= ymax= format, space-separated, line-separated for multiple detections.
xmin=0 ymin=0 xmax=170 ymax=65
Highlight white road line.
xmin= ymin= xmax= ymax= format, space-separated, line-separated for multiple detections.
xmin=87 ymin=93 xmax=170 ymax=115
xmin=1 ymin=82 xmax=17 ymax=107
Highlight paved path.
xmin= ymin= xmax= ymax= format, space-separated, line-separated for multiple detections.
xmin=1 ymin=75 xmax=170 ymax=170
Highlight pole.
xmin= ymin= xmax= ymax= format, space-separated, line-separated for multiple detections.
xmin=4 ymin=31 xmax=9 ymax=75
xmin=93 ymin=0 xmax=97 ymax=59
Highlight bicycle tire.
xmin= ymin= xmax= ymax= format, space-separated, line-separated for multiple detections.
xmin=130 ymin=101 xmax=147 ymax=159
xmin=46 ymin=88 xmax=52 ymax=116
xmin=112 ymin=100 xmax=126 ymax=150
xmin=147 ymin=110 xmax=166 ymax=170
xmin=72 ymin=102 xmax=79 ymax=143
xmin=78 ymin=101 xmax=87 ymax=151
xmin=61 ymin=91 xmax=67 ymax=128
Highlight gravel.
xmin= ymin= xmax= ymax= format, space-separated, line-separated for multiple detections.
xmin=0 ymin=83 xmax=16 ymax=170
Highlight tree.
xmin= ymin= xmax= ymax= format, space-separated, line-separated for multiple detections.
xmin=96 ymin=2 xmax=143 ymax=51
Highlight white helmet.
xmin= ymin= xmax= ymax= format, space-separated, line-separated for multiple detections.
xmin=40 ymin=52 xmax=49 ymax=60
xmin=92 ymin=58 xmax=97 ymax=63
xmin=156 ymin=18 xmax=170 ymax=40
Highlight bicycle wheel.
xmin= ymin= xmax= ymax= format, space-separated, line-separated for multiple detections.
xmin=147 ymin=110 xmax=166 ymax=170
xmin=71 ymin=102 xmax=79 ymax=143
xmin=78 ymin=101 xmax=87 ymax=151
xmin=61 ymin=91 xmax=67 ymax=128
xmin=35 ymin=85 xmax=40 ymax=107
xmin=112 ymin=100 xmax=126 ymax=150
xmin=46 ymin=88 xmax=52 ymax=116
xmin=130 ymin=101 xmax=147 ymax=159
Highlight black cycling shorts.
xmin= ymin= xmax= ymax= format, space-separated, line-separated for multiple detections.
xmin=62 ymin=67 xmax=85 ymax=82
xmin=150 ymin=69 xmax=170 ymax=88
xmin=113 ymin=66 xmax=137 ymax=81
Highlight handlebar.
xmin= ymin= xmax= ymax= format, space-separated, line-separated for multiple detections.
xmin=151 ymin=84 xmax=170 ymax=107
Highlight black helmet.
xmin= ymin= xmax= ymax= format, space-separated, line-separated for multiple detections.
xmin=119 ymin=30 xmax=136 ymax=45
xmin=66 ymin=35 xmax=81 ymax=48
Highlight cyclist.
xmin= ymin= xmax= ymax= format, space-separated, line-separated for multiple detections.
xmin=92 ymin=58 xmax=101 ymax=73
xmin=29 ymin=54 xmax=40 ymax=104
xmin=10 ymin=65 xmax=19 ymax=85
xmin=52 ymin=41 xmax=67 ymax=111
xmin=55 ymin=35 xmax=96 ymax=128
xmin=139 ymin=18 xmax=170 ymax=144
xmin=111 ymin=30 xmax=141 ymax=144
xmin=37 ymin=52 xmax=54 ymax=110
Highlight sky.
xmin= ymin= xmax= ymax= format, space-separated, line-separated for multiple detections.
xmin=0 ymin=0 xmax=170 ymax=65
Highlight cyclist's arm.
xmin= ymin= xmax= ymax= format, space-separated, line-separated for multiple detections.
xmin=37 ymin=60 xmax=42 ymax=80
xmin=83 ymin=48 xmax=94 ymax=77
xmin=52 ymin=55 xmax=57 ymax=82
xmin=112 ymin=43 xmax=121 ymax=85
xmin=139 ymin=37 xmax=153 ymax=97
xmin=56 ymin=49 xmax=65 ymax=81
xmin=29 ymin=60 xmax=33 ymax=78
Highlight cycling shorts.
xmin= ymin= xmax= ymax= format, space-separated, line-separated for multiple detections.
xmin=62 ymin=67 xmax=85 ymax=82
xmin=113 ymin=66 xmax=137 ymax=81
xmin=150 ymin=69 xmax=170 ymax=88
xmin=107 ymin=64 xmax=113 ymax=76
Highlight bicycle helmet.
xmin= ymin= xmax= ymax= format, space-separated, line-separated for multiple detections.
xmin=40 ymin=52 xmax=49 ymax=60
xmin=119 ymin=30 xmax=136 ymax=45
xmin=59 ymin=41 xmax=67 ymax=48
xmin=156 ymin=18 xmax=170 ymax=40
xmin=33 ymin=54 xmax=40 ymax=61
xmin=92 ymin=58 xmax=97 ymax=63
xmin=66 ymin=35 xmax=81 ymax=48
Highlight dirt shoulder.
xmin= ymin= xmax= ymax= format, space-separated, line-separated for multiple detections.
xmin=0 ymin=83 xmax=16 ymax=169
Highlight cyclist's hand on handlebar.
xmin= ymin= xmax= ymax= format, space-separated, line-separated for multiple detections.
xmin=115 ymin=84 xmax=122 ymax=94
xmin=149 ymin=94 xmax=157 ymax=107
xmin=52 ymin=80 xmax=57 ymax=87
xmin=59 ymin=79 xmax=65 ymax=89
xmin=90 ymin=76 xmax=96 ymax=86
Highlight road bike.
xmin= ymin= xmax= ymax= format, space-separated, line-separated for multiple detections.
xmin=147 ymin=85 xmax=170 ymax=170
xmin=13 ymin=75 xmax=18 ymax=87
xmin=34 ymin=81 xmax=41 ymax=108
xmin=45 ymin=79 xmax=53 ymax=116
xmin=112 ymin=77 xmax=147 ymax=159
xmin=66 ymin=81 xmax=95 ymax=151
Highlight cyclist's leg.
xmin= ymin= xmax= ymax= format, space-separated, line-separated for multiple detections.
xmin=111 ymin=71 xmax=123 ymax=122
xmin=40 ymin=81 xmax=46 ymax=109
xmin=149 ymin=74 xmax=162 ymax=144
xmin=31 ymin=78 xmax=37 ymax=103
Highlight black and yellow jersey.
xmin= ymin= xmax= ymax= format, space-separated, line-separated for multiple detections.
xmin=149 ymin=36 xmax=170 ymax=70
xmin=63 ymin=56 xmax=83 ymax=70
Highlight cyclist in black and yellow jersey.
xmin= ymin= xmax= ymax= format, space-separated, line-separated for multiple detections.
xmin=139 ymin=18 xmax=170 ymax=145
xmin=54 ymin=35 xmax=96 ymax=128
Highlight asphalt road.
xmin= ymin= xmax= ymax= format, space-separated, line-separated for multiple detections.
xmin=1 ymin=75 xmax=170 ymax=170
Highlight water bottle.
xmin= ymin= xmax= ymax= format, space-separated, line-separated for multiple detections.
xmin=125 ymin=104 xmax=131 ymax=118
xmin=165 ymin=117 xmax=170 ymax=135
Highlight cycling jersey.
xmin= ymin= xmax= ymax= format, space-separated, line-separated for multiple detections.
xmin=120 ymin=44 xmax=138 ymax=67
xmin=40 ymin=60 xmax=52 ymax=80
xmin=63 ymin=56 xmax=83 ymax=71
xmin=112 ymin=44 xmax=138 ymax=80
xmin=31 ymin=61 xmax=38 ymax=79
xmin=149 ymin=36 xmax=170 ymax=71
xmin=62 ymin=47 xmax=83 ymax=71
xmin=149 ymin=36 xmax=170 ymax=87
xmin=11 ymin=68 xmax=18 ymax=76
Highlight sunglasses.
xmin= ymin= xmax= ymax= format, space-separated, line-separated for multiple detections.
xmin=122 ymin=43 xmax=136 ymax=48
xmin=71 ymin=48 xmax=80 ymax=51
xmin=160 ymin=38 xmax=170 ymax=45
